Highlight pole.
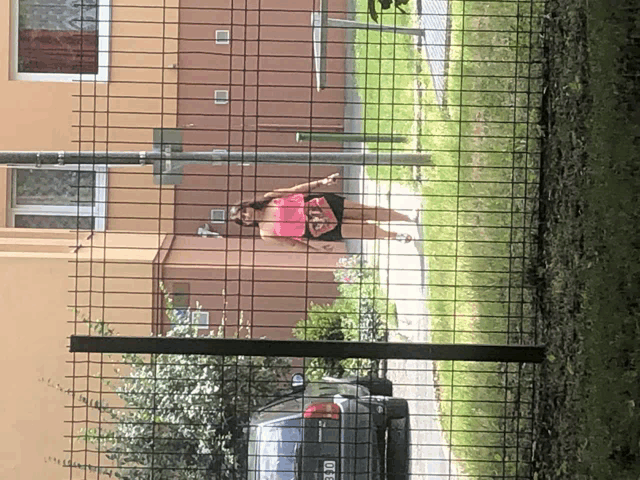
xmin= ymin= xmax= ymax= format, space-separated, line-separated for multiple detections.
xmin=312 ymin=0 xmax=328 ymax=90
xmin=0 ymin=150 xmax=432 ymax=167
xmin=296 ymin=132 xmax=408 ymax=143
xmin=326 ymin=17 xmax=423 ymax=37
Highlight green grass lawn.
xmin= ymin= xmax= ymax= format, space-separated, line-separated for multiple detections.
xmin=353 ymin=0 xmax=543 ymax=477
xmin=420 ymin=1 xmax=543 ymax=477
xmin=352 ymin=5 xmax=420 ymax=184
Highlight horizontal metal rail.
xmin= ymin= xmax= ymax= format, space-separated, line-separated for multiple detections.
xmin=70 ymin=336 xmax=546 ymax=363
xmin=0 ymin=150 xmax=432 ymax=167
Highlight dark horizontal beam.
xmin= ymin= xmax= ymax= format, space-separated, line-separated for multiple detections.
xmin=70 ymin=336 xmax=545 ymax=363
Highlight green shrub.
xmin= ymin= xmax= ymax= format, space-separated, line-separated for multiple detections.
xmin=73 ymin=293 xmax=291 ymax=480
xmin=293 ymin=256 xmax=396 ymax=380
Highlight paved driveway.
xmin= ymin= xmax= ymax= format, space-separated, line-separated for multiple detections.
xmin=360 ymin=180 xmax=461 ymax=480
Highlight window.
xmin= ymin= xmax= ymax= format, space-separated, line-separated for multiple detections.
xmin=170 ymin=283 xmax=189 ymax=327
xmin=210 ymin=208 xmax=225 ymax=223
xmin=172 ymin=308 xmax=190 ymax=324
xmin=10 ymin=166 xmax=107 ymax=230
xmin=215 ymin=30 xmax=230 ymax=45
xmin=171 ymin=310 xmax=209 ymax=329
xmin=191 ymin=311 xmax=210 ymax=329
xmin=12 ymin=0 xmax=111 ymax=81
xmin=214 ymin=90 xmax=229 ymax=105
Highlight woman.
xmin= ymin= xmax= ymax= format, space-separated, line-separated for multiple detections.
xmin=228 ymin=173 xmax=415 ymax=252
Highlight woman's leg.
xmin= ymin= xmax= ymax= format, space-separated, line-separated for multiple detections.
xmin=341 ymin=221 xmax=411 ymax=242
xmin=341 ymin=199 xmax=413 ymax=223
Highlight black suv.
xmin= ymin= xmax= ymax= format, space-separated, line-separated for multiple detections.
xmin=247 ymin=376 xmax=410 ymax=480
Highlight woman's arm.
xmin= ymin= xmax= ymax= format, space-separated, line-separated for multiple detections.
xmin=262 ymin=173 xmax=339 ymax=200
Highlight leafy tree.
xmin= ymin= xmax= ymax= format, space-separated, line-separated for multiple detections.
xmin=368 ymin=0 xmax=410 ymax=23
xmin=77 ymin=295 xmax=291 ymax=480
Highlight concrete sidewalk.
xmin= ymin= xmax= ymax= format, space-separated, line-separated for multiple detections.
xmin=358 ymin=178 xmax=461 ymax=480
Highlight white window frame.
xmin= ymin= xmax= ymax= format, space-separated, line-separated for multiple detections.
xmin=214 ymin=90 xmax=229 ymax=105
xmin=10 ymin=0 xmax=111 ymax=82
xmin=191 ymin=310 xmax=210 ymax=329
xmin=215 ymin=29 xmax=230 ymax=45
xmin=10 ymin=165 xmax=107 ymax=231
xmin=210 ymin=208 xmax=226 ymax=223
xmin=171 ymin=309 xmax=209 ymax=330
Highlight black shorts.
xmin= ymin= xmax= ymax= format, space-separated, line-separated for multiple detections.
xmin=303 ymin=193 xmax=344 ymax=242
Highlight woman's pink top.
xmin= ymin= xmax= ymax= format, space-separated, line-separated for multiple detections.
xmin=270 ymin=194 xmax=306 ymax=238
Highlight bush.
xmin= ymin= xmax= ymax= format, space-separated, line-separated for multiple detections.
xmin=293 ymin=256 xmax=396 ymax=380
xmin=77 ymin=294 xmax=291 ymax=480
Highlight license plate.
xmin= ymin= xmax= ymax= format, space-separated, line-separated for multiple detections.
xmin=323 ymin=460 xmax=337 ymax=480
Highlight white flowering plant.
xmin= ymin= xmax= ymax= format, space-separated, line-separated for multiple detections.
xmin=75 ymin=289 xmax=291 ymax=480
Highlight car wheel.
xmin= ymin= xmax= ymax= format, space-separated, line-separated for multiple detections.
xmin=386 ymin=416 xmax=410 ymax=480
xmin=346 ymin=376 xmax=393 ymax=396
xmin=385 ymin=398 xmax=408 ymax=420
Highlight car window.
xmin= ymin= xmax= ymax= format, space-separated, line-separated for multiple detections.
xmin=253 ymin=417 xmax=302 ymax=480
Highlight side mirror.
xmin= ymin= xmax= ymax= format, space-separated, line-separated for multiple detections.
xmin=291 ymin=373 xmax=304 ymax=389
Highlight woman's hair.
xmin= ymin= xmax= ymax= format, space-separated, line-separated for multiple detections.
xmin=228 ymin=198 xmax=271 ymax=227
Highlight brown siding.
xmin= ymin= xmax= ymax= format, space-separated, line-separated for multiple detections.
xmin=162 ymin=269 xmax=339 ymax=340
xmin=177 ymin=0 xmax=347 ymax=151
xmin=161 ymin=236 xmax=344 ymax=339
